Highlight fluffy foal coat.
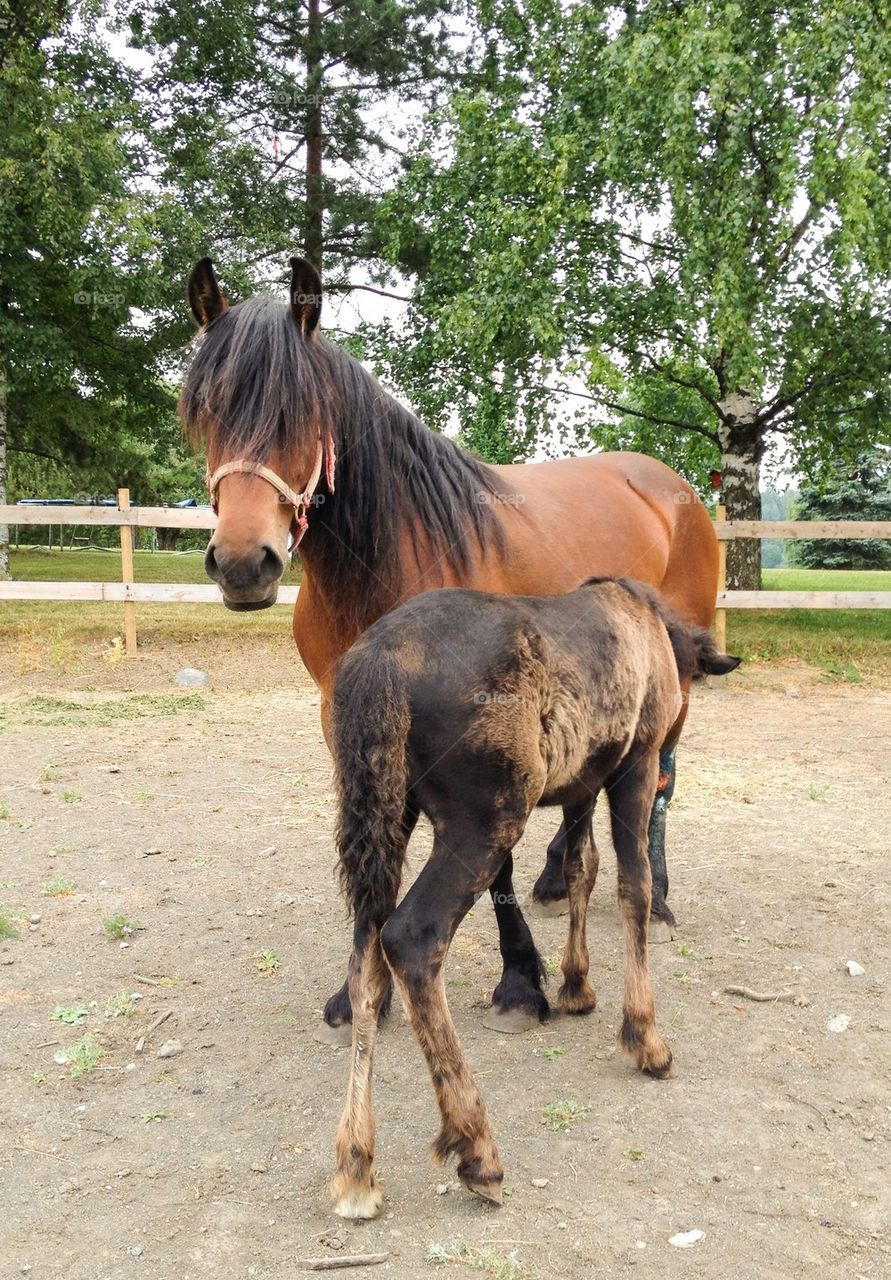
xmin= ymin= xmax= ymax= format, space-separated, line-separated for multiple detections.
xmin=329 ymin=577 xmax=739 ymax=1219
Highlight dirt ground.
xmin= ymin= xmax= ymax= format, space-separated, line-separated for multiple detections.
xmin=1 ymin=628 xmax=889 ymax=1280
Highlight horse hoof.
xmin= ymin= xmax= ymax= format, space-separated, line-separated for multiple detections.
xmin=314 ymin=1020 xmax=353 ymax=1047
xmin=529 ymin=896 xmax=569 ymax=919
xmin=481 ymin=1006 xmax=540 ymax=1035
xmin=648 ymin=916 xmax=675 ymax=944
xmin=459 ymin=1174 xmax=504 ymax=1206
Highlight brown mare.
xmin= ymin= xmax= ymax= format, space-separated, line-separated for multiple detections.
xmin=328 ymin=577 xmax=740 ymax=1217
xmin=180 ymin=256 xmax=719 ymax=1034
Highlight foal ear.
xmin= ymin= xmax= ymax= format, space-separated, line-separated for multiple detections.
xmin=703 ymin=652 xmax=742 ymax=676
xmin=188 ymin=258 xmax=228 ymax=327
xmin=289 ymin=257 xmax=322 ymax=335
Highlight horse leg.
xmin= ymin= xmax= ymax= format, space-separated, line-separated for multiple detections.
xmin=557 ymin=798 xmax=600 ymax=1015
xmin=484 ymin=853 xmax=549 ymax=1033
xmin=330 ymin=917 xmax=391 ymax=1219
xmin=321 ymin=801 xmax=418 ymax=1041
xmin=607 ymin=751 xmax=673 ymax=1078
xmin=647 ymin=747 xmax=677 ymax=939
xmin=531 ymin=818 xmax=570 ymax=912
xmin=381 ymin=830 xmax=513 ymax=1205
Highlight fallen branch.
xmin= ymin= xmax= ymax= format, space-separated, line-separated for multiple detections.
xmin=301 ymin=1254 xmax=389 ymax=1271
xmin=724 ymin=985 xmax=808 ymax=1006
xmin=133 ymin=975 xmax=163 ymax=987
xmin=136 ymin=1008 xmax=173 ymax=1052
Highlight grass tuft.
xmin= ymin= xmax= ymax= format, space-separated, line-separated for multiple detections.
xmin=56 ymin=1033 xmax=104 ymax=1077
xmin=541 ymin=1099 xmax=591 ymax=1132
xmin=103 ymin=914 xmax=139 ymax=941
xmin=43 ymin=873 xmax=78 ymax=897
xmin=426 ymin=1241 xmax=523 ymax=1279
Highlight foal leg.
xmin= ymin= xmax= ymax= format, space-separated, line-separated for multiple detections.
xmin=557 ymin=798 xmax=600 ymax=1015
xmin=531 ymin=818 xmax=569 ymax=912
xmin=646 ymin=746 xmax=677 ymax=938
xmin=485 ymin=853 xmax=550 ymax=1032
xmin=330 ymin=918 xmax=391 ymax=1219
xmin=322 ymin=802 xmax=419 ymax=1038
xmin=381 ymin=832 xmax=512 ymax=1205
xmin=607 ymin=752 xmax=672 ymax=1079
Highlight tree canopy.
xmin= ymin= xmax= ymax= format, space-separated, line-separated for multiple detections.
xmin=367 ymin=0 xmax=891 ymax=585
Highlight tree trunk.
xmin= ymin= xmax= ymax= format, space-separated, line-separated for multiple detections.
xmin=305 ymin=0 xmax=324 ymax=269
xmin=0 ymin=365 xmax=9 ymax=580
xmin=717 ymin=391 xmax=763 ymax=591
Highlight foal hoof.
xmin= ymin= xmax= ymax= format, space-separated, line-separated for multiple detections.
xmin=457 ymin=1168 xmax=504 ymax=1206
xmin=482 ymin=1006 xmax=540 ymax=1035
xmin=529 ymin=896 xmax=569 ymax=919
xmin=331 ymin=1177 xmax=384 ymax=1220
xmin=314 ymin=1020 xmax=353 ymax=1047
xmin=648 ymin=916 xmax=675 ymax=945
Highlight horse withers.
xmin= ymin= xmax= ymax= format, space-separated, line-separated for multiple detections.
xmin=329 ymin=577 xmax=740 ymax=1219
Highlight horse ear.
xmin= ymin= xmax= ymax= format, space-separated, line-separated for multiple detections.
xmin=188 ymin=258 xmax=228 ymax=327
xmin=290 ymin=257 xmax=322 ymax=335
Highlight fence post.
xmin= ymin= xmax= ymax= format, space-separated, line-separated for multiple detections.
xmin=118 ymin=488 xmax=137 ymax=656
xmin=715 ymin=503 xmax=727 ymax=652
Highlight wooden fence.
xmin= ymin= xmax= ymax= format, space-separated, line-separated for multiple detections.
xmin=1 ymin=494 xmax=889 ymax=656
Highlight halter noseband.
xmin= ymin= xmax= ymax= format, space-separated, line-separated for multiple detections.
xmin=205 ymin=436 xmax=335 ymax=553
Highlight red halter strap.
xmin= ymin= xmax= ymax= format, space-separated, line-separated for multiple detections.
xmin=205 ymin=436 xmax=335 ymax=552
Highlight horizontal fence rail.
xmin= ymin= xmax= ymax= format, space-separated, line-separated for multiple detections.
xmin=2 ymin=499 xmax=889 ymax=656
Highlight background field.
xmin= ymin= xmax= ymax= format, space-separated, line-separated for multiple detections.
xmin=5 ymin=550 xmax=890 ymax=680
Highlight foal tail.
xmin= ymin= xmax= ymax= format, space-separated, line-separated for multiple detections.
xmin=332 ymin=648 xmax=411 ymax=924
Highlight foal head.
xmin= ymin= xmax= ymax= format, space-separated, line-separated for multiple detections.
xmin=179 ymin=257 xmax=333 ymax=610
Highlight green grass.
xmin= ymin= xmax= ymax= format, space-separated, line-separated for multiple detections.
xmin=725 ymin=567 xmax=890 ymax=673
xmin=426 ymin=1242 xmax=523 ymax=1280
xmin=43 ymin=874 xmax=78 ymax=897
xmin=0 ymin=905 xmax=21 ymax=940
xmin=1 ymin=692 xmax=206 ymax=732
xmin=56 ymin=1032 xmax=104 ymax=1077
xmin=541 ymin=1099 xmax=592 ymax=1132
xmin=50 ymin=1004 xmax=89 ymax=1025
xmin=10 ymin=546 xmax=301 ymax=587
xmin=3 ymin=553 xmax=888 ymax=672
xmin=103 ymin=914 xmax=139 ymax=941
xmin=105 ymin=991 xmax=138 ymax=1018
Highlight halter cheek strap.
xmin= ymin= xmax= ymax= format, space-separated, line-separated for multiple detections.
xmin=205 ymin=435 xmax=334 ymax=552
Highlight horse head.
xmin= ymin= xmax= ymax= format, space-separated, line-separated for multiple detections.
xmin=179 ymin=256 xmax=333 ymax=611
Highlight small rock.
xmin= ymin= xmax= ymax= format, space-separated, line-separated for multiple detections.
xmin=846 ymin=960 xmax=865 ymax=977
xmin=128 ymin=1244 xmax=145 ymax=1258
xmin=276 ymin=893 xmax=296 ymax=907
xmin=156 ymin=1039 xmax=183 ymax=1059
xmin=120 ymin=941 xmax=129 ymax=949
xmin=250 ymin=1161 xmax=268 ymax=1174
xmin=259 ymin=845 xmax=277 ymax=858
xmin=139 ymin=848 xmax=163 ymax=859
xmin=436 ymin=1183 xmax=449 ymax=1195
xmin=30 ymin=913 xmax=41 ymax=924
xmin=174 ymin=667 xmax=211 ymax=688
xmin=668 ymin=1229 xmax=704 ymax=1248
xmin=531 ymin=1177 xmax=549 ymax=1188
xmin=826 ymin=1014 xmax=850 ymax=1034
xmin=785 ymin=686 xmax=800 ymax=699
xmin=100 ymin=765 xmax=121 ymax=774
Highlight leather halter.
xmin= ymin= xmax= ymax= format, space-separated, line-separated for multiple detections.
xmin=205 ymin=435 xmax=334 ymax=552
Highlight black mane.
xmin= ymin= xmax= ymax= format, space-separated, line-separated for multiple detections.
xmin=179 ymin=297 xmax=508 ymax=633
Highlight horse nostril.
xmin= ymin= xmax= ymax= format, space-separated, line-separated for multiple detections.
xmin=259 ymin=544 xmax=284 ymax=583
xmin=204 ymin=542 xmax=222 ymax=582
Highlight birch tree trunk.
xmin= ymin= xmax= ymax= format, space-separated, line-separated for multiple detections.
xmin=717 ymin=391 xmax=763 ymax=591
xmin=0 ymin=365 xmax=9 ymax=580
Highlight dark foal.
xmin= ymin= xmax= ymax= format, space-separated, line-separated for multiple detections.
xmin=328 ymin=578 xmax=740 ymax=1219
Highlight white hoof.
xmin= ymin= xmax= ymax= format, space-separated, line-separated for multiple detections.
xmin=332 ymin=1182 xmax=384 ymax=1220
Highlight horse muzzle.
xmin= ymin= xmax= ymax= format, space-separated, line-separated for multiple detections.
xmin=204 ymin=538 xmax=285 ymax=610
